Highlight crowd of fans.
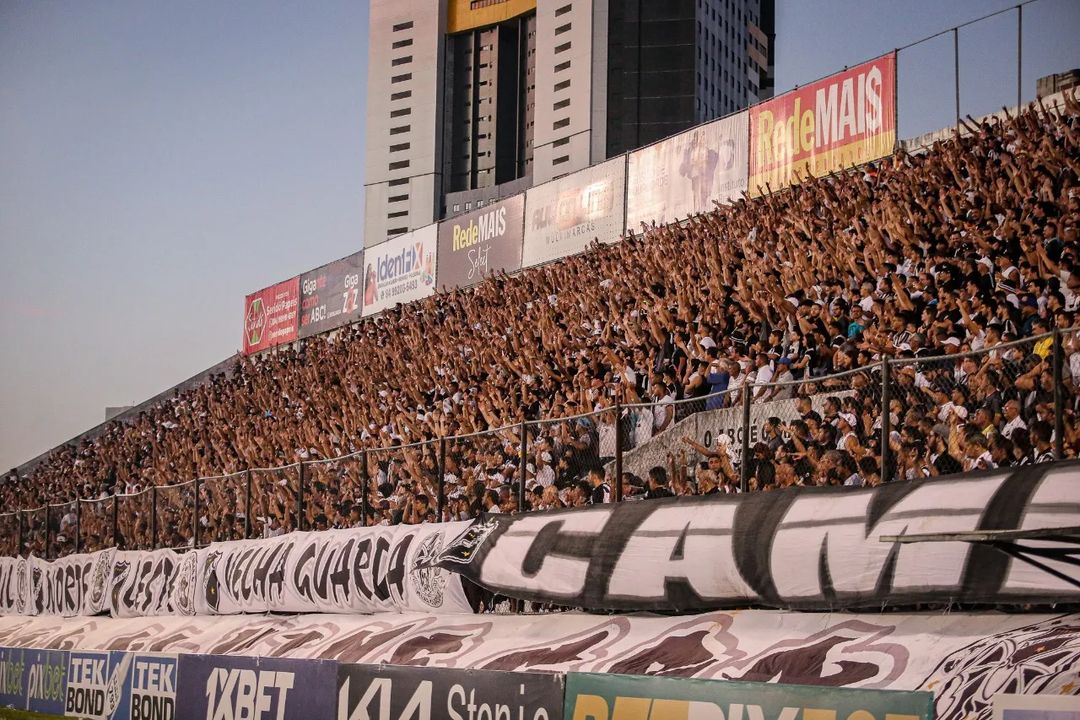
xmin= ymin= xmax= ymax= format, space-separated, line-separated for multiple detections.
xmin=3 ymin=93 xmax=1079 ymax=557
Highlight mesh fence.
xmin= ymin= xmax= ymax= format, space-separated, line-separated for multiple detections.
xmin=529 ymin=410 xmax=606 ymax=508
xmin=47 ymin=501 xmax=78 ymax=559
xmin=199 ymin=472 xmax=248 ymax=543
xmin=444 ymin=426 xmax=521 ymax=517
xmin=78 ymin=497 xmax=116 ymax=552
xmin=245 ymin=467 xmax=300 ymax=539
xmin=156 ymin=480 xmax=196 ymax=549
xmin=0 ymin=513 xmax=18 ymax=557
xmin=21 ymin=507 xmax=47 ymax=558
xmin=116 ymin=489 xmax=154 ymax=551
xmin=303 ymin=457 xmax=363 ymax=531
xmin=363 ymin=440 xmax=442 ymax=526
xmin=1064 ymin=327 xmax=1080 ymax=460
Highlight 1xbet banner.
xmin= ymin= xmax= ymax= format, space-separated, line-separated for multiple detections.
xmin=749 ymin=53 xmax=896 ymax=196
xmin=564 ymin=672 xmax=932 ymax=720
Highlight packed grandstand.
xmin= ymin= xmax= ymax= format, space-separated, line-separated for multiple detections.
xmin=2 ymin=89 xmax=1079 ymax=560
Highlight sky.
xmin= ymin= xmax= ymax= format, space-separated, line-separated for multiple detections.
xmin=1 ymin=0 xmax=1078 ymax=473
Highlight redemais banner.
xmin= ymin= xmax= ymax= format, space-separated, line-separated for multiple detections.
xmin=749 ymin=53 xmax=896 ymax=196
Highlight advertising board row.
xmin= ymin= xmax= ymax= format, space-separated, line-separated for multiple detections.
xmin=0 ymin=645 xmax=934 ymax=720
xmin=243 ymin=54 xmax=898 ymax=353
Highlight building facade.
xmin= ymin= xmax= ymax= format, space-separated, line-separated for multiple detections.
xmin=363 ymin=0 xmax=774 ymax=246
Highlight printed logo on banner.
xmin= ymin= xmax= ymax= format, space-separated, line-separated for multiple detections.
xmin=110 ymin=550 xmax=182 ymax=617
xmin=337 ymin=663 xmax=565 ymax=720
xmin=436 ymin=195 xmax=525 ymax=290
xmin=0 ymin=647 xmax=68 ymax=714
xmin=31 ymin=552 xmax=101 ymax=617
xmin=246 ymin=297 xmax=266 ymax=346
xmin=109 ymin=654 xmax=178 ymax=720
xmin=362 ymin=226 xmax=438 ymax=316
xmin=243 ymin=278 xmax=300 ymax=355
xmin=177 ymin=654 xmax=336 ymax=720
xmin=0 ymin=556 xmax=29 ymax=614
xmin=66 ymin=651 xmax=131 ymax=720
xmin=299 ymin=251 xmax=364 ymax=338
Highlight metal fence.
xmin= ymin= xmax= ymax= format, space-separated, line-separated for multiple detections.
xmin=1 ymin=327 xmax=1075 ymax=557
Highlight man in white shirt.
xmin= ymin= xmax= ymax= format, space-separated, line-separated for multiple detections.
xmin=651 ymin=382 xmax=674 ymax=432
xmin=999 ymin=399 xmax=1027 ymax=440
xmin=751 ymin=353 xmax=774 ymax=401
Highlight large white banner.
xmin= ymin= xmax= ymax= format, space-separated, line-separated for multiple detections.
xmin=29 ymin=550 xmax=114 ymax=617
xmin=176 ymin=522 xmax=473 ymax=616
xmin=109 ymin=548 xmax=184 ymax=618
xmin=626 ymin=111 xmax=749 ymax=230
xmin=0 ymin=557 xmax=28 ymax=615
xmin=361 ymin=224 xmax=438 ymax=316
xmin=522 ymin=157 xmax=627 ymax=267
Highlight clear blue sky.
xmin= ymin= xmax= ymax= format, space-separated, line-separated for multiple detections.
xmin=1 ymin=0 xmax=1077 ymax=472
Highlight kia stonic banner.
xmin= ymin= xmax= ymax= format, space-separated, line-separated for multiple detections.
xmin=749 ymin=53 xmax=896 ymax=196
xmin=299 ymin=251 xmax=364 ymax=338
xmin=626 ymin=111 xmax=749 ymax=230
xmin=362 ymin=225 xmax=438 ymax=316
xmin=243 ymin=277 xmax=300 ymax=355
xmin=564 ymin=672 xmax=932 ymax=720
xmin=437 ymin=195 xmax=525 ymax=290
xmin=522 ymin=157 xmax=626 ymax=267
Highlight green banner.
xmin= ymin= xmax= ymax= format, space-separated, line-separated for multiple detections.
xmin=564 ymin=672 xmax=934 ymax=720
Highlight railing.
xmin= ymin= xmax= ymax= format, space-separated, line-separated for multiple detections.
xmin=2 ymin=327 xmax=1075 ymax=559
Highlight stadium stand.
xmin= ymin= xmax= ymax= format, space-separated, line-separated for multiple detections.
xmin=2 ymin=93 xmax=1079 ymax=558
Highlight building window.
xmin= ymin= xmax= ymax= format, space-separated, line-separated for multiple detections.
xmin=554 ymin=79 xmax=571 ymax=92
xmin=388 ymin=227 xmax=409 ymax=235
xmin=555 ymin=4 xmax=572 ymax=16
xmin=390 ymin=107 xmax=412 ymax=118
xmin=390 ymin=90 xmax=412 ymax=101
xmin=389 ymin=142 xmax=410 ymax=152
xmin=391 ymin=56 xmax=413 ymax=67
xmin=391 ymin=38 xmax=413 ymax=49
xmin=388 ymin=177 xmax=409 ymax=187
xmin=390 ymin=125 xmax=411 ymax=136
xmin=389 ymin=194 xmax=409 ymax=203
xmin=552 ymin=136 xmax=570 ymax=148
xmin=553 ymin=98 xmax=570 ymax=110
xmin=387 ymin=210 xmax=409 ymax=219
xmin=391 ymin=73 xmax=412 ymax=84
xmin=392 ymin=21 xmax=413 ymax=32
xmin=555 ymin=60 xmax=571 ymax=72
xmin=555 ymin=23 xmax=572 ymax=35
xmin=388 ymin=160 xmax=410 ymax=171
xmin=553 ymin=117 xmax=570 ymax=130
xmin=554 ymin=42 xmax=571 ymax=54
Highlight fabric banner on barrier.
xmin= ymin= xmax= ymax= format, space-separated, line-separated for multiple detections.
xmin=177 ymin=521 xmax=473 ymax=616
xmin=749 ymin=53 xmax=896 ymax=196
xmin=435 ymin=462 xmax=1080 ymax=611
xmin=522 ymin=157 xmax=626 ymax=267
xmin=176 ymin=653 xmax=336 ymax=720
xmin=299 ymin=251 xmax=364 ymax=338
xmin=564 ymin=672 xmax=932 ymax=720
xmin=30 ymin=549 xmax=114 ymax=617
xmin=64 ymin=649 xmax=131 ymax=720
xmin=243 ymin=277 xmax=300 ymax=355
xmin=437 ymin=195 xmax=525 ymax=290
xmin=0 ymin=646 xmax=68 ymax=714
xmin=114 ymin=653 xmax=177 ymax=720
xmin=338 ymin=663 xmax=564 ymax=720
xmin=362 ymin=225 xmax=438 ymax=316
xmin=110 ymin=549 xmax=183 ymax=618
xmin=626 ymin=111 xmax=749 ymax=230
xmin=0 ymin=556 xmax=28 ymax=615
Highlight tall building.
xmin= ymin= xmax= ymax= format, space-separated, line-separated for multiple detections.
xmin=363 ymin=0 xmax=774 ymax=247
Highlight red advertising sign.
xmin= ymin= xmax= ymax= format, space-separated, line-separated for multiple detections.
xmin=243 ymin=277 xmax=300 ymax=355
xmin=749 ymin=53 xmax=896 ymax=196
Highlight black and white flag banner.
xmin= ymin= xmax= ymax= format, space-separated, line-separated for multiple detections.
xmin=28 ymin=549 xmax=115 ymax=617
xmin=110 ymin=548 xmax=184 ymax=618
xmin=434 ymin=462 xmax=1080 ymax=612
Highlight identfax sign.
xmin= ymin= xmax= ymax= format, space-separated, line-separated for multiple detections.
xmin=749 ymin=54 xmax=896 ymax=194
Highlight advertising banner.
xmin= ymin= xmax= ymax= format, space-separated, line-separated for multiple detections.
xmin=626 ymin=111 xmax=749 ymax=230
xmin=114 ymin=653 xmax=177 ymax=720
xmin=435 ymin=461 xmax=1080 ymax=611
xmin=29 ymin=549 xmax=114 ymax=617
xmin=243 ymin=277 xmax=300 ymax=355
xmin=437 ymin=195 xmax=525 ymax=290
xmin=361 ymin=225 xmax=438 ymax=316
xmin=447 ymin=0 xmax=536 ymax=33
xmin=65 ymin=650 xmax=131 ymax=720
xmin=749 ymin=53 xmax=896 ymax=196
xmin=0 ymin=557 xmax=28 ymax=615
xmin=338 ymin=664 xmax=564 ymax=720
xmin=0 ymin=647 xmax=68 ymax=714
xmin=176 ymin=653 xmax=336 ymax=720
xmin=299 ymin=251 xmax=364 ymax=338
xmin=109 ymin=549 xmax=183 ymax=618
xmin=174 ymin=521 xmax=473 ymax=616
xmin=564 ymin=672 xmax=932 ymax=720
xmin=522 ymin=157 xmax=626 ymax=267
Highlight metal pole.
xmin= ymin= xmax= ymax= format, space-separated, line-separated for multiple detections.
xmin=740 ymin=388 xmax=752 ymax=493
xmin=193 ymin=477 xmax=200 ymax=548
xmin=1016 ymin=4 xmax=1023 ymax=109
xmin=953 ymin=27 xmax=960 ymax=136
xmin=151 ymin=487 xmax=158 ymax=550
xmin=1053 ymin=329 xmax=1064 ymax=460
xmin=244 ymin=471 xmax=253 ymax=539
xmin=296 ymin=462 xmax=306 ymax=532
xmin=74 ymin=500 xmax=81 ymax=554
xmin=437 ymin=438 xmax=446 ymax=523
xmin=880 ymin=358 xmax=892 ymax=482
xmin=518 ymin=421 xmax=528 ymax=511
xmin=112 ymin=495 xmax=120 ymax=549
xmin=359 ymin=452 xmax=370 ymax=527
xmin=45 ymin=505 xmax=53 ymax=561
xmin=614 ymin=401 xmax=624 ymax=502
xmin=17 ymin=510 xmax=24 ymax=557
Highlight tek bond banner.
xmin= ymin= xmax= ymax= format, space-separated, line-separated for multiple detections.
xmin=337 ymin=664 xmax=564 ymax=720
xmin=626 ymin=111 xmax=749 ymax=231
xmin=522 ymin=156 xmax=627 ymax=267
xmin=177 ymin=653 xmax=336 ymax=720
xmin=175 ymin=521 xmax=473 ymax=616
xmin=437 ymin=194 xmax=525 ymax=290
xmin=64 ymin=650 xmax=131 ymax=720
xmin=243 ymin=277 xmax=300 ymax=355
xmin=299 ymin=251 xmax=364 ymax=339
xmin=362 ymin=224 xmax=438 ymax=316
xmin=435 ymin=462 xmax=1080 ymax=612
xmin=749 ymin=53 xmax=896 ymax=196
xmin=0 ymin=646 xmax=68 ymax=715
xmin=564 ymin=672 xmax=932 ymax=720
